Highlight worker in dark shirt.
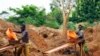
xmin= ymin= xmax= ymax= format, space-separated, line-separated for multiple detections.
xmin=77 ymin=25 xmax=85 ymax=47
xmin=14 ymin=23 xmax=29 ymax=56
xmin=14 ymin=24 xmax=29 ymax=43
xmin=77 ymin=25 xmax=85 ymax=56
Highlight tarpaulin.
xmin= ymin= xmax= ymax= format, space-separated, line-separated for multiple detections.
xmin=67 ymin=30 xmax=78 ymax=43
xmin=6 ymin=28 xmax=18 ymax=41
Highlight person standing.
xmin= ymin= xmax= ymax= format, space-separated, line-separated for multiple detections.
xmin=14 ymin=23 xmax=29 ymax=56
xmin=77 ymin=25 xmax=85 ymax=56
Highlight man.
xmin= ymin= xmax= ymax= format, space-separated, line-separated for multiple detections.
xmin=14 ymin=23 xmax=29 ymax=56
xmin=14 ymin=24 xmax=29 ymax=43
xmin=77 ymin=25 xmax=85 ymax=48
xmin=76 ymin=25 xmax=85 ymax=56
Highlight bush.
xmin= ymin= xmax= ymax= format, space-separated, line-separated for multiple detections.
xmin=45 ymin=19 xmax=60 ymax=29
xmin=67 ymin=22 xmax=76 ymax=30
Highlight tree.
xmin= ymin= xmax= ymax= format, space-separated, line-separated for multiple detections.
xmin=0 ymin=11 xmax=9 ymax=15
xmin=50 ymin=0 xmax=63 ymax=25
xmin=0 ymin=11 xmax=9 ymax=19
xmin=50 ymin=0 xmax=74 ymax=27
xmin=95 ymin=0 xmax=100 ymax=21
xmin=8 ymin=5 xmax=46 ymax=26
xmin=75 ymin=0 xmax=100 ymax=23
xmin=50 ymin=0 xmax=75 ymax=40
xmin=7 ymin=5 xmax=61 ymax=28
xmin=43 ymin=0 xmax=64 ymax=28
xmin=45 ymin=12 xmax=60 ymax=29
xmin=49 ymin=7 xmax=63 ymax=25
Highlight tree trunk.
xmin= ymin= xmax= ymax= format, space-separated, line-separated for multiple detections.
xmin=61 ymin=0 xmax=72 ymax=40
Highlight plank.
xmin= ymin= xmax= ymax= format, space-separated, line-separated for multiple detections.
xmin=0 ymin=44 xmax=23 ymax=51
xmin=44 ymin=43 xmax=74 ymax=54
xmin=0 ymin=46 xmax=14 ymax=51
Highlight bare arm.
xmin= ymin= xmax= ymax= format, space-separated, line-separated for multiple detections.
xmin=13 ymin=31 xmax=22 ymax=33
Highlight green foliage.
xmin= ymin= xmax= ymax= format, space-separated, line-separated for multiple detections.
xmin=84 ymin=22 xmax=96 ymax=29
xmin=9 ymin=5 xmax=38 ymax=17
xmin=45 ymin=5 xmax=63 ymax=28
xmin=0 ymin=11 xmax=9 ymax=15
xmin=45 ymin=12 xmax=60 ymax=29
xmin=7 ymin=16 xmax=17 ymax=24
xmin=70 ymin=0 xmax=100 ymax=23
xmin=7 ymin=0 xmax=100 ymax=28
xmin=83 ymin=44 xmax=89 ymax=53
xmin=95 ymin=0 xmax=100 ymax=20
xmin=8 ymin=5 xmax=46 ymax=26
xmin=51 ymin=8 xmax=63 ymax=24
xmin=48 ymin=7 xmax=63 ymax=25
xmin=7 ymin=5 xmax=61 ymax=28
xmin=50 ymin=0 xmax=66 ymax=25
xmin=45 ymin=19 xmax=60 ymax=29
xmin=50 ymin=0 xmax=61 ymax=9
xmin=67 ymin=22 xmax=76 ymax=30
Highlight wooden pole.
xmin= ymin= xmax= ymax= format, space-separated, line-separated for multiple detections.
xmin=14 ymin=47 xmax=17 ymax=56
xmin=0 ymin=46 xmax=14 ymax=51
xmin=80 ymin=43 xmax=83 ymax=56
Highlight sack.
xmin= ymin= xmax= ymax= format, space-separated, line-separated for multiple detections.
xmin=6 ymin=28 xmax=18 ymax=41
xmin=67 ymin=30 xmax=78 ymax=43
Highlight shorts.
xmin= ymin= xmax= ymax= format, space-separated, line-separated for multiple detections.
xmin=78 ymin=39 xmax=85 ymax=47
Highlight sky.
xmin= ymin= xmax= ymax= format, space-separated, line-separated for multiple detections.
xmin=0 ymin=0 xmax=51 ymax=13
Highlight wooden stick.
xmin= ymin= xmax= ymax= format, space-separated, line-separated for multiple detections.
xmin=80 ymin=43 xmax=83 ymax=56
xmin=74 ymin=43 xmax=77 ymax=54
xmin=14 ymin=47 xmax=17 ymax=56
xmin=0 ymin=46 xmax=14 ymax=51
xmin=44 ymin=43 xmax=74 ymax=54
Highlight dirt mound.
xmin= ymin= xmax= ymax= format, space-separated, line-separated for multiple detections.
xmin=39 ymin=27 xmax=66 ymax=45
xmin=84 ymin=24 xmax=100 ymax=56
xmin=0 ymin=19 xmax=20 ymax=46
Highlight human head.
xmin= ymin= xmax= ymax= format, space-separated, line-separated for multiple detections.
xmin=78 ymin=25 xmax=83 ymax=30
xmin=21 ymin=23 xmax=26 ymax=31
